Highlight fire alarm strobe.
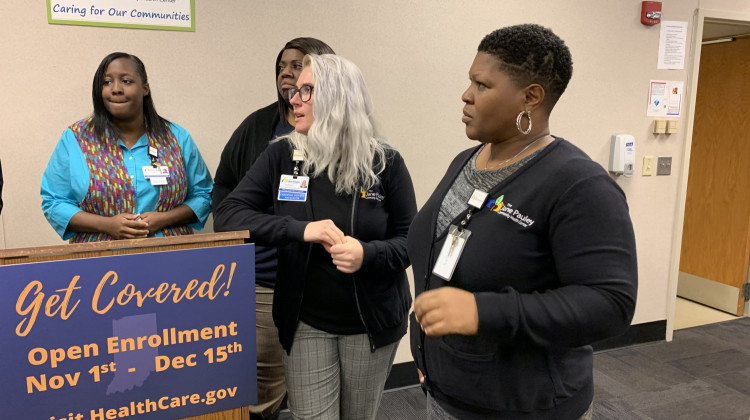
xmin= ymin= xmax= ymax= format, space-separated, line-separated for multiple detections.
xmin=641 ymin=1 xmax=662 ymax=25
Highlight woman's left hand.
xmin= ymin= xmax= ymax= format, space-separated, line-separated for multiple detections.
xmin=329 ymin=236 xmax=364 ymax=273
xmin=413 ymin=287 xmax=479 ymax=336
xmin=138 ymin=211 xmax=168 ymax=236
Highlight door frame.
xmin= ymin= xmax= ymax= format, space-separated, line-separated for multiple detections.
xmin=666 ymin=8 xmax=750 ymax=341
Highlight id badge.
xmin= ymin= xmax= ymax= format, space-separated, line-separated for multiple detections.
xmin=432 ymin=225 xmax=472 ymax=281
xmin=278 ymin=175 xmax=309 ymax=202
xmin=142 ymin=166 xmax=168 ymax=185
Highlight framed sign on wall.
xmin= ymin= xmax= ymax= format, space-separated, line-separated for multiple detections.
xmin=47 ymin=0 xmax=195 ymax=31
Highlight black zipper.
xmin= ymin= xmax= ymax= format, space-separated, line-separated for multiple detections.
xmin=291 ymin=169 xmax=314 ymax=343
xmin=348 ymin=191 xmax=376 ymax=351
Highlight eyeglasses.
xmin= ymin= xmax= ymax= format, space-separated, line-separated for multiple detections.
xmin=288 ymin=84 xmax=314 ymax=103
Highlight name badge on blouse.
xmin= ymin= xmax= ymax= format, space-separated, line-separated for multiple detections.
xmin=278 ymin=175 xmax=309 ymax=202
xmin=433 ymin=225 xmax=472 ymax=281
xmin=142 ymin=165 xmax=169 ymax=186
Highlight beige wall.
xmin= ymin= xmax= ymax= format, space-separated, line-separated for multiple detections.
xmin=2 ymin=1 xmax=750 ymax=364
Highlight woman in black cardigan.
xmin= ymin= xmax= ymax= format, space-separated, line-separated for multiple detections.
xmin=409 ymin=24 xmax=637 ymax=420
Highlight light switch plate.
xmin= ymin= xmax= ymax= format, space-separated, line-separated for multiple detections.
xmin=657 ymin=156 xmax=672 ymax=175
xmin=643 ymin=156 xmax=654 ymax=176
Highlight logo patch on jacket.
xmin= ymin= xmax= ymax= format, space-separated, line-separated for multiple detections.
xmin=360 ymin=188 xmax=384 ymax=202
xmin=486 ymin=194 xmax=535 ymax=227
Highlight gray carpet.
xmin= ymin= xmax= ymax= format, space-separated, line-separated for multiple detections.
xmin=279 ymin=317 xmax=750 ymax=419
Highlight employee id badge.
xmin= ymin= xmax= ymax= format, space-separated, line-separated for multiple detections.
xmin=142 ymin=166 xmax=168 ymax=185
xmin=277 ymin=175 xmax=309 ymax=202
xmin=432 ymin=225 xmax=472 ymax=281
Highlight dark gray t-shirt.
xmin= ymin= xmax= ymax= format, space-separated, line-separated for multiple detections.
xmin=435 ymin=147 xmax=541 ymax=237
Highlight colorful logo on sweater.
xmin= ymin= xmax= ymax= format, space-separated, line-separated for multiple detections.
xmin=360 ymin=188 xmax=384 ymax=202
xmin=486 ymin=194 xmax=535 ymax=228
xmin=486 ymin=195 xmax=505 ymax=212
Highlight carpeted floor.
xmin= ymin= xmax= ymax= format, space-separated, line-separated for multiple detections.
xmin=591 ymin=317 xmax=750 ymax=419
xmin=280 ymin=317 xmax=750 ymax=419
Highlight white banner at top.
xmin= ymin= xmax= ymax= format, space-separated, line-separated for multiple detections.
xmin=47 ymin=0 xmax=195 ymax=31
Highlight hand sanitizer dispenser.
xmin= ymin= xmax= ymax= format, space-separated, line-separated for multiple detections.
xmin=609 ymin=134 xmax=635 ymax=177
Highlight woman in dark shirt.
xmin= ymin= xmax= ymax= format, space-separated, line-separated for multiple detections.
xmin=409 ymin=24 xmax=637 ymax=420
xmin=215 ymin=54 xmax=417 ymax=420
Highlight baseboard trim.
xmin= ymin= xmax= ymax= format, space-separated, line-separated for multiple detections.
xmin=591 ymin=320 xmax=666 ymax=351
xmin=384 ymin=320 xmax=666 ymax=390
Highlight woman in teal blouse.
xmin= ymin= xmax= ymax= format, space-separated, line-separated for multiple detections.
xmin=41 ymin=52 xmax=212 ymax=242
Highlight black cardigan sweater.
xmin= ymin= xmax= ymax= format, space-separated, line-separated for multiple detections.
xmin=213 ymin=102 xmax=280 ymax=210
xmin=407 ymin=138 xmax=638 ymax=419
xmin=212 ymin=103 xmax=280 ymax=288
xmin=214 ymin=139 xmax=417 ymax=353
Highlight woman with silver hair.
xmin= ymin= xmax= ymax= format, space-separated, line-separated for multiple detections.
xmin=214 ymin=54 xmax=417 ymax=419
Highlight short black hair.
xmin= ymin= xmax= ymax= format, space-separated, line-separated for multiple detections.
xmin=478 ymin=24 xmax=573 ymax=110
xmin=275 ymin=38 xmax=335 ymax=117
xmin=91 ymin=52 xmax=168 ymax=140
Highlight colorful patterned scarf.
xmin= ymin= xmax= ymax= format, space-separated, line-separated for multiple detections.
xmin=70 ymin=116 xmax=192 ymax=243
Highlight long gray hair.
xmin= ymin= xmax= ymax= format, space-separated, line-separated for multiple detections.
xmin=287 ymin=54 xmax=389 ymax=195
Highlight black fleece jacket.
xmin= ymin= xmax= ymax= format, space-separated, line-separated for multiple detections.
xmin=407 ymin=138 xmax=637 ymax=420
xmin=214 ymin=139 xmax=417 ymax=353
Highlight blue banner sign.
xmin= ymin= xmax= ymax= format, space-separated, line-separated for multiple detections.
xmin=0 ymin=244 xmax=256 ymax=419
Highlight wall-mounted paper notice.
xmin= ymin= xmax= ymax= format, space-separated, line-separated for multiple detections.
xmin=647 ymin=80 xmax=684 ymax=117
xmin=657 ymin=21 xmax=688 ymax=70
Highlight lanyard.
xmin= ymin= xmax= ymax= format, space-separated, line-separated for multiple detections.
xmin=431 ymin=189 xmax=488 ymax=281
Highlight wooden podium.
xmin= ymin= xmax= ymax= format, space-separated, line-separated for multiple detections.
xmin=0 ymin=231 xmax=251 ymax=420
